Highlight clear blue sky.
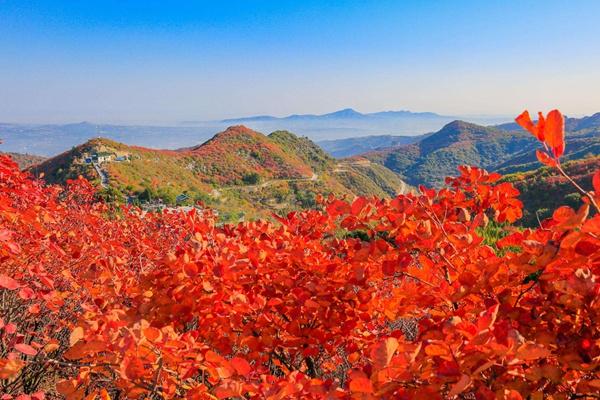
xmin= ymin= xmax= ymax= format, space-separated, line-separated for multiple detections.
xmin=1 ymin=0 xmax=599 ymax=123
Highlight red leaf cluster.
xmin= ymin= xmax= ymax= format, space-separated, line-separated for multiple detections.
xmin=0 ymin=110 xmax=599 ymax=399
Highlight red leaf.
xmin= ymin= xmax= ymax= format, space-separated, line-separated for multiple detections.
xmin=448 ymin=374 xmax=472 ymax=397
xmin=348 ymin=370 xmax=373 ymax=393
xmin=0 ymin=275 xmax=20 ymax=290
xmin=535 ymin=149 xmax=557 ymax=167
xmin=593 ymin=170 xmax=600 ymax=194
xmin=14 ymin=343 xmax=37 ymax=356
xmin=382 ymin=260 xmax=396 ymax=276
xmin=515 ymin=110 xmax=541 ymax=140
xmin=369 ymin=337 xmax=398 ymax=369
xmin=230 ymin=357 xmax=252 ymax=377
xmin=545 ymin=109 xmax=565 ymax=158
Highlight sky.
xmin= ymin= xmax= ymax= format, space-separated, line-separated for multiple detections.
xmin=1 ymin=0 xmax=600 ymax=124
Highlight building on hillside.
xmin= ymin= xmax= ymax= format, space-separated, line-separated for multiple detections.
xmin=176 ymin=193 xmax=189 ymax=204
xmin=96 ymin=152 xmax=114 ymax=163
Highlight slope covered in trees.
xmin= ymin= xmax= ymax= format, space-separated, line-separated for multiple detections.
xmin=363 ymin=115 xmax=600 ymax=188
xmin=31 ymin=126 xmax=409 ymax=221
xmin=503 ymin=155 xmax=600 ymax=226
xmin=1 ymin=109 xmax=599 ymax=399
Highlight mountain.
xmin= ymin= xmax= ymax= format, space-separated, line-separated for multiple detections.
xmin=223 ymin=108 xmax=449 ymax=123
xmin=31 ymin=126 xmax=410 ymax=221
xmin=362 ymin=114 xmax=600 ymax=188
xmin=0 ymin=109 xmax=513 ymax=156
xmin=502 ymin=155 xmax=600 ymax=226
xmin=0 ymin=152 xmax=46 ymax=169
xmin=218 ymin=108 xmax=459 ymax=140
xmin=363 ymin=121 xmax=535 ymax=187
xmin=317 ymin=133 xmax=431 ymax=158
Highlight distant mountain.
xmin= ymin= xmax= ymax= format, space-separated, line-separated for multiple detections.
xmin=32 ymin=126 xmax=410 ymax=221
xmin=222 ymin=108 xmax=449 ymax=123
xmin=0 ymin=122 xmax=220 ymax=156
xmin=502 ymin=155 xmax=600 ymax=226
xmin=0 ymin=152 xmax=46 ymax=169
xmin=0 ymin=109 xmax=514 ymax=156
xmin=217 ymin=108 xmax=458 ymax=141
xmin=362 ymin=114 xmax=600 ymax=188
xmin=317 ymin=133 xmax=431 ymax=158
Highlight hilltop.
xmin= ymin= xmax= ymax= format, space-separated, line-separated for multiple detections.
xmin=363 ymin=115 xmax=600 ymax=187
xmin=32 ymin=126 xmax=410 ymax=221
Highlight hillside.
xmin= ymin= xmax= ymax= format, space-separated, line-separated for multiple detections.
xmin=364 ymin=121 xmax=536 ymax=187
xmin=0 ymin=152 xmax=45 ymax=169
xmin=502 ymin=155 xmax=600 ymax=226
xmin=363 ymin=115 xmax=600 ymax=187
xmin=31 ymin=126 xmax=409 ymax=221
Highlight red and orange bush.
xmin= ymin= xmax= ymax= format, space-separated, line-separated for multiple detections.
xmin=0 ymin=110 xmax=599 ymax=399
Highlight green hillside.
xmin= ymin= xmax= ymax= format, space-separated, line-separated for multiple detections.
xmin=364 ymin=116 xmax=600 ymax=188
xmin=365 ymin=121 xmax=536 ymax=187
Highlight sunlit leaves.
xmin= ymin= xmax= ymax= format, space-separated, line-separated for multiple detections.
xmin=0 ymin=109 xmax=599 ymax=399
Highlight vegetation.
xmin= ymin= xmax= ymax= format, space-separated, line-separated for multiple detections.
xmin=30 ymin=127 xmax=409 ymax=221
xmin=1 ymin=109 xmax=599 ymax=398
xmin=364 ymin=115 xmax=600 ymax=188
xmin=503 ymin=155 xmax=599 ymax=226
xmin=0 ymin=152 xmax=45 ymax=169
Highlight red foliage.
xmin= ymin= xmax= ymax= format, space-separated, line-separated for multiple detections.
xmin=0 ymin=110 xmax=599 ymax=399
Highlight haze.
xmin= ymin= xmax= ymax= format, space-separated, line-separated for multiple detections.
xmin=1 ymin=0 xmax=600 ymax=124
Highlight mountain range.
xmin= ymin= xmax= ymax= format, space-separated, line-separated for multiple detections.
xmin=0 ymin=108 xmax=510 ymax=156
xmin=7 ymin=112 xmax=600 ymax=225
xmin=362 ymin=114 xmax=600 ymax=187
xmin=30 ymin=126 xmax=410 ymax=221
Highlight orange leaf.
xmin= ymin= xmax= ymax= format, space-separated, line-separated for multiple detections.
xmin=425 ymin=343 xmax=449 ymax=357
xmin=0 ymin=358 xmax=24 ymax=379
xmin=370 ymin=337 xmax=399 ymax=369
xmin=477 ymin=303 xmax=499 ymax=331
xmin=515 ymin=110 xmax=541 ymax=140
xmin=99 ymin=389 xmax=111 ymax=400
xmin=544 ymin=109 xmax=565 ymax=158
xmin=511 ymin=343 xmax=551 ymax=363
xmin=535 ymin=150 xmax=557 ymax=167
xmin=69 ymin=326 xmax=84 ymax=347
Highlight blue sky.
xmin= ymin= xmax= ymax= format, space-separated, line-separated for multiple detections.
xmin=1 ymin=0 xmax=600 ymax=123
